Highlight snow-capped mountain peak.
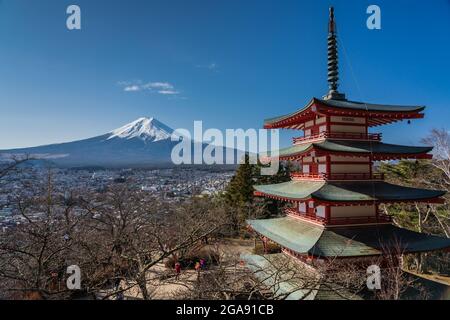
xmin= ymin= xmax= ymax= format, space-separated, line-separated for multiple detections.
xmin=107 ymin=117 xmax=175 ymax=142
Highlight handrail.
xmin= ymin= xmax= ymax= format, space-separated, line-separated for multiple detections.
xmin=290 ymin=173 xmax=325 ymax=180
xmin=285 ymin=208 xmax=392 ymax=225
xmin=290 ymin=172 xmax=384 ymax=181
xmin=324 ymin=173 xmax=384 ymax=180
xmin=293 ymin=131 xmax=382 ymax=144
xmin=285 ymin=208 xmax=326 ymax=222
xmin=328 ymin=215 xmax=392 ymax=225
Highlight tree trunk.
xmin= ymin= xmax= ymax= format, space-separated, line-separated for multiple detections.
xmin=415 ymin=203 xmax=422 ymax=233
xmin=416 ymin=253 xmax=423 ymax=273
xmin=137 ymin=274 xmax=149 ymax=300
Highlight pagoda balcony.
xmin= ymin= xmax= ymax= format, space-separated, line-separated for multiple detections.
xmin=290 ymin=172 xmax=385 ymax=181
xmin=327 ymin=214 xmax=392 ymax=226
xmin=285 ymin=208 xmax=393 ymax=225
xmin=285 ymin=208 xmax=326 ymax=223
xmin=290 ymin=173 xmax=325 ymax=180
xmin=293 ymin=132 xmax=382 ymax=144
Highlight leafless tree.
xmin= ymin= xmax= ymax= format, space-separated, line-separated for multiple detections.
xmin=421 ymin=129 xmax=450 ymax=236
xmin=0 ymin=168 xmax=231 ymax=300
xmin=0 ymin=170 xmax=87 ymax=299
xmin=423 ymin=129 xmax=450 ymax=188
xmin=74 ymin=187 xmax=229 ymax=300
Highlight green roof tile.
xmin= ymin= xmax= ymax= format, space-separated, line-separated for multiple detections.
xmin=247 ymin=217 xmax=450 ymax=257
xmin=254 ymin=180 xmax=325 ymax=200
xmin=247 ymin=217 xmax=324 ymax=253
xmin=268 ymin=140 xmax=433 ymax=158
xmin=264 ymin=98 xmax=425 ymax=126
xmin=317 ymin=99 xmax=425 ymax=113
xmin=254 ymin=180 xmax=445 ymax=202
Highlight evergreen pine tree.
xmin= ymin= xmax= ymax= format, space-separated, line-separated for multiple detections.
xmin=225 ymin=154 xmax=255 ymax=206
xmin=223 ymin=154 xmax=256 ymax=235
xmin=223 ymin=156 xmax=294 ymax=235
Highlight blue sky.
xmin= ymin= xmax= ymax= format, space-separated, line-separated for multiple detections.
xmin=0 ymin=0 xmax=449 ymax=149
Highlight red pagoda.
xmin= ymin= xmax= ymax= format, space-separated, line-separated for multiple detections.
xmin=247 ymin=8 xmax=450 ymax=261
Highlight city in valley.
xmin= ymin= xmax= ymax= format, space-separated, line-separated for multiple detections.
xmin=0 ymin=166 xmax=234 ymax=230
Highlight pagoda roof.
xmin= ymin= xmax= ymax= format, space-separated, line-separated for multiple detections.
xmin=264 ymin=98 xmax=425 ymax=129
xmin=269 ymin=140 xmax=433 ymax=161
xmin=247 ymin=216 xmax=450 ymax=257
xmin=316 ymin=98 xmax=425 ymax=113
xmin=253 ymin=180 xmax=445 ymax=203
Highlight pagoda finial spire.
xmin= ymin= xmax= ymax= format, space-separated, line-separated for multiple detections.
xmin=324 ymin=6 xmax=346 ymax=100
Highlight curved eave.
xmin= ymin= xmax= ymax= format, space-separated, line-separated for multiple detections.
xmin=254 ymin=190 xmax=312 ymax=202
xmin=273 ymin=141 xmax=434 ymax=161
xmin=247 ymin=217 xmax=324 ymax=255
xmin=247 ymin=217 xmax=450 ymax=258
xmin=253 ymin=181 xmax=446 ymax=204
xmin=254 ymin=180 xmax=324 ymax=202
xmin=279 ymin=150 xmax=433 ymax=162
xmin=264 ymin=99 xmax=316 ymax=130
xmin=315 ymin=98 xmax=425 ymax=113
xmin=263 ymin=98 xmax=426 ymax=129
xmin=313 ymin=224 xmax=450 ymax=257
xmin=253 ymin=191 xmax=445 ymax=205
xmin=311 ymin=182 xmax=446 ymax=203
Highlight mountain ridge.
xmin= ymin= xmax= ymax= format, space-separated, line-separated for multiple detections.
xmin=0 ymin=117 xmax=239 ymax=168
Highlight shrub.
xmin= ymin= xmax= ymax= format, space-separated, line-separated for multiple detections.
xmin=253 ymin=242 xmax=281 ymax=254
xmin=165 ymin=248 xmax=220 ymax=269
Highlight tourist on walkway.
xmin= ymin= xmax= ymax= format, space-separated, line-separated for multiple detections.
xmin=200 ymin=258 xmax=206 ymax=270
xmin=175 ymin=262 xmax=181 ymax=280
xmin=195 ymin=261 xmax=201 ymax=278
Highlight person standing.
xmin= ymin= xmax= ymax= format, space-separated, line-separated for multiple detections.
xmin=195 ymin=261 xmax=201 ymax=278
xmin=175 ymin=262 xmax=181 ymax=280
xmin=200 ymin=258 xmax=206 ymax=270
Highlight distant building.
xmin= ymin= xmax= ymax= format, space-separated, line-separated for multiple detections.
xmin=113 ymin=177 xmax=126 ymax=183
xmin=0 ymin=207 xmax=13 ymax=217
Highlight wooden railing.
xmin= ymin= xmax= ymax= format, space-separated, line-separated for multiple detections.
xmin=328 ymin=214 xmax=392 ymax=225
xmin=290 ymin=172 xmax=384 ymax=181
xmin=285 ymin=208 xmax=326 ymax=223
xmin=285 ymin=208 xmax=392 ymax=225
xmin=324 ymin=172 xmax=384 ymax=180
xmin=293 ymin=132 xmax=382 ymax=144
xmin=290 ymin=173 xmax=325 ymax=180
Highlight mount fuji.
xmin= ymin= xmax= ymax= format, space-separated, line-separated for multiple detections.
xmin=0 ymin=117 xmax=228 ymax=168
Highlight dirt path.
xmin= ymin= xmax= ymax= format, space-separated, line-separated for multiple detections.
xmin=114 ymin=238 xmax=254 ymax=300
